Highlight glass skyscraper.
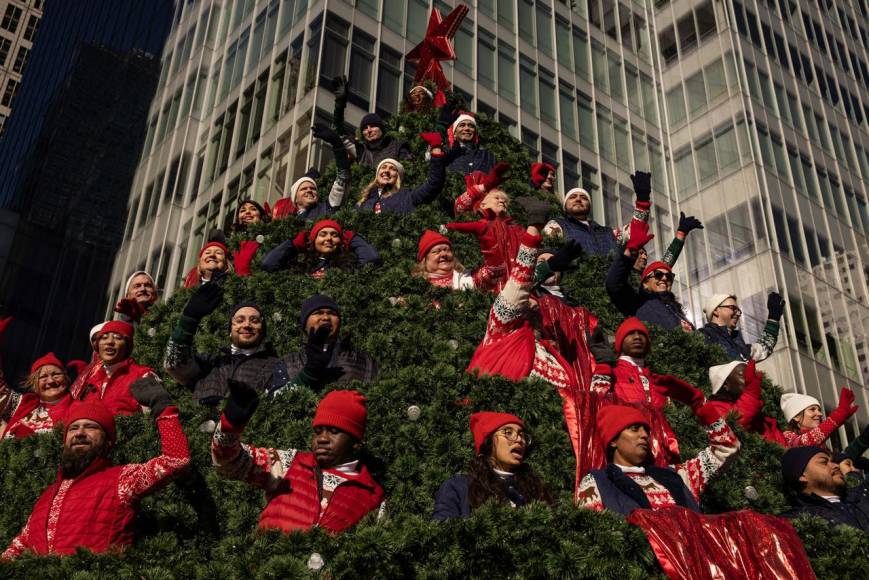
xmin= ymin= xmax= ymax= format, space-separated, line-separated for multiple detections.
xmin=109 ymin=0 xmax=867 ymax=438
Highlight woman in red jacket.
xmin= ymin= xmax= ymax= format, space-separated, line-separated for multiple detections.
xmin=705 ymin=360 xmax=786 ymax=445
xmin=0 ymin=352 xmax=72 ymax=439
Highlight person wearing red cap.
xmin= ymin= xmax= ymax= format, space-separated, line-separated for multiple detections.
xmin=0 ymin=352 xmax=72 ymax=439
xmin=212 ymin=387 xmax=385 ymax=534
xmin=433 ymin=411 xmax=552 ymax=519
xmin=70 ymin=320 xmax=162 ymax=416
xmin=575 ymin=403 xmax=739 ymax=515
xmin=183 ymin=233 xmax=234 ymax=289
xmin=591 ymin=317 xmax=706 ymax=465
xmin=413 ymin=229 xmax=502 ymax=291
xmin=261 ymin=218 xmax=381 ymax=278
xmin=530 ymin=162 xmax=557 ymax=194
xmin=2 ymin=393 xmax=189 ymax=560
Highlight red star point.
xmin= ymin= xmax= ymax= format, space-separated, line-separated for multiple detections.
xmin=406 ymin=4 xmax=469 ymax=91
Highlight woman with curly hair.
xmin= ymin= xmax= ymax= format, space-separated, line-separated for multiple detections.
xmin=433 ymin=412 xmax=553 ymax=519
xmin=261 ymin=219 xmax=381 ymax=278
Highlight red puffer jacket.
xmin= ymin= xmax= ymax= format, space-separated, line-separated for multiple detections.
xmin=258 ymin=451 xmax=384 ymax=534
xmin=72 ymin=358 xmax=154 ymax=416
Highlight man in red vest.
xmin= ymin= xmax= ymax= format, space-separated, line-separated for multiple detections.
xmin=212 ymin=385 xmax=384 ymax=534
xmin=3 ymin=389 xmax=190 ymax=559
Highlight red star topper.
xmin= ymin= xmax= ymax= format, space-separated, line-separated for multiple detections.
xmin=406 ymin=4 xmax=469 ymax=91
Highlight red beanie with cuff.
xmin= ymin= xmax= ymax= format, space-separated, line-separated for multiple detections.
xmin=614 ymin=317 xmax=649 ymax=355
xmin=312 ymin=390 xmax=367 ymax=441
xmin=97 ymin=320 xmax=135 ymax=353
xmin=417 ymin=230 xmax=451 ymax=262
xmin=641 ymin=261 xmax=672 ymax=281
xmin=470 ymin=411 xmax=525 ymax=453
xmin=199 ymin=240 xmax=229 ymax=258
xmin=65 ymin=400 xmax=117 ymax=445
xmin=309 ymin=219 xmax=343 ymax=244
xmin=30 ymin=352 xmax=64 ymax=375
xmin=597 ymin=405 xmax=650 ymax=447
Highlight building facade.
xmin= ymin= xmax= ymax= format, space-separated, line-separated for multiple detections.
xmin=109 ymin=0 xmax=868 ymax=435
xmin=0 ymin=0 xmax=43 ymax=136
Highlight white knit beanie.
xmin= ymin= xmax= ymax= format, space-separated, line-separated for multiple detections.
xmin=703 ymin=293 xmax=735 ymax=323
xmin=708 ymin=361 xmax=745 ymax=395
xmin=562 ymin=187 xmax=590 ymax=210
xmin=376 ymin=158 xmax=405 ymax=180
xmin=124 ymin=270 xmax=154 ymax=296
xmin=89 ymin=322 xmax=107 ymax=343
xmin=780 ymin=393 xmax=821 ymax=423
xmin=451 ymin=113 xmax=476 ymax=132
xmin=290 ymin=176 xmax=317 ymax=201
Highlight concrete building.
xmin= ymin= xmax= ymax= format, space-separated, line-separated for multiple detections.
xmin=0 ymin=0 xmax=43 ymax=136
xmin=109 ymin=0 xmax=867 ymax=437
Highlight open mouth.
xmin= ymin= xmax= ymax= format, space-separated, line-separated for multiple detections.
xmin=103 ymin=348 xmax=117 ymax=357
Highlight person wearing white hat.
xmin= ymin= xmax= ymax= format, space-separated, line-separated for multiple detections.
xmin=699 ymin=292 xmax=785 ymax=362
xmin=445 ymin=111 xmax=496 ymax=176
xmin=780 ymin=387 xmax=858 ymax=448
xmin=113 ymin=271 xmax=159 ymax=323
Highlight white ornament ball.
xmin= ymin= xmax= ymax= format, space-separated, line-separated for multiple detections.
xmin=407 ymin=405 xmax=421 ymax=421
xmin=256 ymin=234 xmax=265 ymax=244
xmin=198 ymin=419 xmax=217 ymax=434
xmin=388 ymin=297 xmax=399 ymax=306
xmin=448 ymin=339 xmax=459 ymax=350
xmin=744 ymin=485 xmax=759 ymax=501
xmin=307 ymin=552 xmax=325 ymax=571
xmin=272 ymin=311 xmax=283 ymax=322
xmin=392 ymin=238 xmax=402 ymax=249
xmin=147 ymin=327 xmax=157 ymax=337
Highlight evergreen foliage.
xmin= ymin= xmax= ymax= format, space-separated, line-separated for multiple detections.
xmin=1 ymin=98 xmax=867 ymax=578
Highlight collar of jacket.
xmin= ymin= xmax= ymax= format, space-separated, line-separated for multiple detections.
xmin=704 ymin=322 xmax=741 ymax=339
xmin=220 ymin=343 xmax=277 ymax=358
xmin=565 ymin=215 xmax=603 ymax=229
xmin=295 ymin=452 xmax=377 ymax=490
xmin=365 ymin=135 xmax=391 ymax=152
xmin=794 ymin=492 xmax=846 ymax=507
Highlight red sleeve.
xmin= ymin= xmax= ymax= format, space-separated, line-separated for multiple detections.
xmin=116 ymin=407 xmax=190 ymax=503
xmin=783 ymin=418 xmax=840 ymax=448
xmin=732 ymin=381 xmax=764 ymax=431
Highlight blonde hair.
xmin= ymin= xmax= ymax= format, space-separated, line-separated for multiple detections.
xmin=198 ymin=250 xmax=235 ymax=279
xmin=357 ymin=175 xmax=401 ymax=206
xmin=21 ymin=367 xmax=69 ymax=393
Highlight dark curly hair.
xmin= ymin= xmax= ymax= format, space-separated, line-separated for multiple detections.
xmin=467 ymin=436 xmax=554 ymax=511
xmin=232 ymin=199 xmax=270 ymax=232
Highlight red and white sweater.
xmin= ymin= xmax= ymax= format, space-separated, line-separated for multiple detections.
xmin=576 ymin=418 xmax=739 ymax=511
xmin=783 ymin=417 xmax=844 ymax=448
xmin=426 ymin=265 xmax=501 ymax=291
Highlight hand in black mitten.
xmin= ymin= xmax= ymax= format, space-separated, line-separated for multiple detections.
xmin=547 ymin=240 xmax=584 ymax=272
xmin=304 ymin=325 xmax=334 ymax=372
xmin=130 ymin=376 xmax=172 ymax=418
xmin=182 ymin=281 xmax=223 ymax=320
xmin=311 ymin=123 xmax=344 ymax=149
xmin=437 ymin=104 xmax=459 ymax=132
xmin=630 ymin=171 xmax=652 ymax=202
xmin=766 ymin=291 xmax=785 ymax=321
xmin=224 ymin=378 xmax=260 ymax=427
xmin=677 ymin=211 xmax=703 ymax=235
xmin=333 ymin=75 xmax=348 ymax=104
xmin=515 ymin=197 xmax=551 ymax=227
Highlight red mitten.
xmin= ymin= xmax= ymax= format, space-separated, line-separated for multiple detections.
xmin=341 ymin=230 xmax=355 ymax=249
xmin=233 ymin=240 xmax=260 ymax=277
xmin=828 ymin=387 xmax=858 ymax=425
xmin=292 ymin=230 xmax=309 ymax=251
xmin=113 ymin=298 xmax=147 ymax=323
xmin=654 ymin=374 xmax=705 ymax=411
xmin=625 ymin=219 xmax=654 ymax=252
xmin=262 ymin=201 xmax=271 ymax=216
xmin=0 ymin=316 xmax=12 ymax=344
xmin=481 ymin=162 xmax=510 ymax=191
xmin=420 ymin=131 xmax=443 ymax=150
xmin=743 ymin=359 xmax=763 ymax=394
xmin=695 ymin=402 xmax=724 ymax=426
xmin=445 ymin=220 xmax=488 ymax=238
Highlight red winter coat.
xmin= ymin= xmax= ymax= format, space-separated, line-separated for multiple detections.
xmin=259 ymin=451 xmax=384 ymax=534
xmin=2 ymin=393 xmax=72 ymax=439
xmin=71 ymin=358 xmax=153 ymax=416
xmin=705 ymin=399 xmax=786 ymax=445
xmin=2 ymin=409 xmax=190 ymax=559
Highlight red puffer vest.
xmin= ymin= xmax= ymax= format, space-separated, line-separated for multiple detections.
xmin=258 ymin=452 xmax=383 ymax=534
xmin=22 ymin=458 xmax=135 ymax=555
xmin=75 ymin=358 xmax=150 ymax=416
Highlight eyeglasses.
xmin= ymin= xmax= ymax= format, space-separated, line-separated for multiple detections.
xmin=717 ymin=305 xmax=742 ymax=315
xmin=495 ymin=428 xmax=532 ymax=446
xmin=38 ymin=371 xmax=65 ymax=381
xmin=644 ymin=271 xmax=675 ymax=282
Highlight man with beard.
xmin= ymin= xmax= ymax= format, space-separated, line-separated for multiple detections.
xmin=2 ymin=393 xmax=190 ymax=559
xmin=781 ymin=446 xmax=869 ymax=531
xmin=212 ymin=388 xmax=384 ymax=534
xmin=113 ymin=271 xmax=159 ymax=323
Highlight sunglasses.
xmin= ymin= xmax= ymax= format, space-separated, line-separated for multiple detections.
xmin=644 ymin=270 xmax=675 ymax=282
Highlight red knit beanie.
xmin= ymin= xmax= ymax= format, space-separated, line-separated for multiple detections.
xmin=65 ymin=400 xmax=117 ymax=444
xmin=597 ymin=405 xmax=649 ymax=447
xmin=530 ymin=162 xmax=555 ymax=188
xmin=641 ymin=260 xmax=672 ymax=281
xmin=97 ymin=320 xmax=135 ymax=353
xmin=470 ymin=411 xmax=525 ymax=453
xmin=614 ymin=317 xmax=649 ymax=355
xmin=198 ymin=240 xmax=229 ymax=258
xmin=309 ymin=219 xmax=343 ymax=244
xmin=312 ymin=390 xmax=367 ymax=440
xmin=417 ymin=230 xmax=451 ymax=262
xmin=30 ymin=352 xmax=64 ymax=375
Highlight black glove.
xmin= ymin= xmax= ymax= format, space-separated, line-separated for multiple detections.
xmin=515 ymin=197 xmax=550 ymax=227
xmin=333 ymin=74 xmax=348 ymax=105
xmin=312 ymin=123 xmax=344 ymax=149
xmin=547 ymin=240 xmax=584 ymax=272
xmin=437 ymin=104 xmax=459 ymax=133
xmin=304 ymin=326 xmax=345 ymax=383
xmin=224 ymin=378 xmax=260 ymax=427
xmin=766 ymin=291 xmax=785 ymax=321
xmin=630 ymin=171 xmax=652 ymax=202
xmin=677 ymin=211 xmax=703 ymax=235
xmin=182 ymin=281 xmax=223 ymax=321
xmin=130 ymin=376 xmax=172 ymax=418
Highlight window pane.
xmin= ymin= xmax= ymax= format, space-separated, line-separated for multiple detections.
xmin=641 ymin=74 xmax=657 ymax=124
xmin=573 ymin=28 xmax=590 ymax=80
xmin=705 ymin=59 xmax=726 ymax=100
xmin=608 ymin=52 xmax=624 ymax=104
xmin=578 ymin=93 xmax=595 ymax=150
xmin=556 ymin=18 xmax=572 ymax=69
xmin=519 ymin=0 xmax=535 ymax=44
xmin=560 ymin=89 xmax=577 ymax=140
xmin=716 ymin=125 xmax=739 ymax=171
xmin=675 ymin=150 xmax=696 ymax=192
xmin=592 ymin=41 xmax=608 ymax=93
xmin=384 ymin=0 xmax=405 ymax=34
xmin=539 ymin=69 xmax=557 ymax=127
xmin=614 ymin=116 xmax=630 ymax=166
xmin=407 ymin=0 xmax=428 ymax=42
xmin=597 ymin=107 xmax=614 ymax=162
xmin=478 ymin=31 xmax=496 ymax=89
xmin=498 ymin=43 xmax=517 ymax=102
xmin=536 ymin=5 xmax=552 ymax=56
xmin=520 ymin=57 xmax=537 ymax=114
xmin=685 ymin=71 xmax=707 ymax=115
xmin=667 ymin=84 xmax=686 ymax=126
xmin=696 ymin=138 xmax=718 ymax=184
xmin=454 ymin=23 xmax=473 ymax=75
xmin=626 ymin=66 xmax=641 ymax=113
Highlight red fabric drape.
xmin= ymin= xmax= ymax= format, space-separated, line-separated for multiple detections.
xmin=628 ymin=507 xmax=815 ymax=580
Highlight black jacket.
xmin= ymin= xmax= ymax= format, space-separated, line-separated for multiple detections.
xmin=605 ymin=253 xmax=691 ymax=330
xmin=783 ymin=483 xmax=869 ymax=531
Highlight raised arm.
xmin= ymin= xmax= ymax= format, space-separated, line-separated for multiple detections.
xmin=484 ymin=229 xmax=541 ymax=337
xmin=164 ymin=283 xmax=223 ymax=386
xmin=751 ymin=293 xmax=784 ymax=362
xmin=606 ymin=252 xmax=641 ymax=316
xmin=783 ymin=388 xmax=858 ymax=448
xmin=348 ymin=232 xmax=382 ymax=267
xmin=261 ymin=238 xmax=302 ymax=272
xmin=730 ymin=361 xmax=765 ymax=431
xmin=676 ymin=408 xmax=740 ymax=500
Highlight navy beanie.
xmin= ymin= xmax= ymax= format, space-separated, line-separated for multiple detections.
xmin=781 ymin=446 xmax=827 ymax=490
xmin=360 ymin=112 xmax=384 ymax=131
xmin=229 ymin=301 xmax=266 ymax=332
xmin=299 ymin=295 xmax=340 ymax=329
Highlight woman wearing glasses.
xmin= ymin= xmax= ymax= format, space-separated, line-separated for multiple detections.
xmin=0 ymin=352 xmax=72 ymax=439
xmin=699 ymin=293 xmax=784 ymax=362
xmin=433 ymin=412 xmax=553 ymax=519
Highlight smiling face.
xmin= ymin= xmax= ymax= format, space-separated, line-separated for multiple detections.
xmin=409 ymin=87 xmax=431 ymax=106
xmin=61 ymin=419 xmax=108 ymax=478
xmin=230 ymin=306 xmax=264 ymax=349
xmin=796 ymin=404 xmax=824 ymax=430
xmin=33 ymin=364 xmax=69 ymax=403
xmin=536 ymin=252 xmax=561 ymax=286
xmin=237 ymin=202 xmax=261 ymax=226
xmin=490 ymin=423 xmax=528 ymax=472
xmin=424 ymin=243 xmax=455 ymax=276
xmin=313 ymin=227 xmax=342 ymax=256
xmin=294 ymin=181 xmax=318 ymax=210
xmin=801 ymin=452 xmax=846 ymax=497
xmin=723 ymin=363 xmax=747 ymax=396
xmin=612 ymin=423 xmax=650 ymax=467
xmin=454 ymin=120 xmax=476 ymax=143
xmin=97 ymin=332 xmax=129 ymax=365
xmin=199 ymin=246 xmax=227 ymax=278
xmin=642 ymin=268 xmax=674 ymax=293
xmin=305 ymin=308 xmax=340 ymax=341
xmin=311 ymin=425 xmax=359 ymax=468
xmin=565 ymin=193 xmax=590 ymax=218
xmin=478 ymin=189 xmax=509 ymax=216
xmin=126 ymin=273 xmax=158 ymax=306
xmin=376 ymin=162 xmax=399 ymax=187
xmin=541 ymin=171 xmax=556 ymax=192
xmin=712 ymin=297 xmax=741 ymax=330
xmin=621 ymin=330 xmax=650 ymax=359
xmin=362 ymin=124 xmax=383 ymax=142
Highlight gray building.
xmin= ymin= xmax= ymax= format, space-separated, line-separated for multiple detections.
xmin=0 ymin=0 xmax=43 ymax=137
xmin=109 ymin=0 xmax=867 ymax=438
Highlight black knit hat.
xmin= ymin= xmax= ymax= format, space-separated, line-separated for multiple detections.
xmin=781 ymin=446 xmax=827 ymax=490
xmin=229 ymin=301 xmax=266 ymax=333
xmin=360 ymin=112 xmax=384 ymax=131
xmin=299 ymin=295 xmax=340 ymax=329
